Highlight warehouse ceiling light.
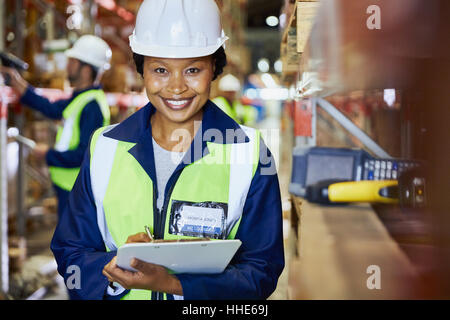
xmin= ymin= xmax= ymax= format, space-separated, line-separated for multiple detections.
xmin=266 ymin=16 xmax=279 ymax=27
xmin=274 ymin=59 xmax=283 ymax=73
xmin=279 ymin=14 xmax=287 ymax=29
xmin=257 ymin=58 xmax=270 ymax=73
xmin=384 ymin=89 xmax=396 ymax=107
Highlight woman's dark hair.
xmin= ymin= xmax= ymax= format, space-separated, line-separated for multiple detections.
xmin=133 ymin=46 xmax=227 ymax=81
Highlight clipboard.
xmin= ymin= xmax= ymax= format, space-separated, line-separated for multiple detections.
xmin=116 ymin=239 xmax=242 ymax=274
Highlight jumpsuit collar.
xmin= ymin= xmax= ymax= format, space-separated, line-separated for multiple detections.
xmin=102 ymin=100 xmax=251 ymax=193
xmin=104 ymin=99 xmax=250 ymax=145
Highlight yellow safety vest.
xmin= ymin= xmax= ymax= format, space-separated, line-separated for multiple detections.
xmin=211 ymin=96 xmax=239 ymax=123
xmin=49 ymin=89 xmax=110 ymax=191
xmin=89 ymin=123 xmax=260 ymax=300
xmin=212 ymin=96 xmax=257 ymax=126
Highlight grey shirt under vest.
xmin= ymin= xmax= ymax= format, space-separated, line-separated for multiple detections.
xmin=152 ymin=138 xmax=185 ymax=211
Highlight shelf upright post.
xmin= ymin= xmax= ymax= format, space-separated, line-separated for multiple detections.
xmin=0 ymin=90 xmax=9 ymax=295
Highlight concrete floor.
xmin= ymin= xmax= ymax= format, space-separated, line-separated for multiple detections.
xmin=9 ymin=215 xmax=68 ymax=300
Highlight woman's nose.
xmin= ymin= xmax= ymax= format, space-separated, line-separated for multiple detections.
xmin=167 ymin=72 xmax=188 ymax=95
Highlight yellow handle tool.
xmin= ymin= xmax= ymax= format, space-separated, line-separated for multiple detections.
xmin=328 ymin=180 xmax=399 ymax=204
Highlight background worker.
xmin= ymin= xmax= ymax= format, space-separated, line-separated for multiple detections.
xmin=51 ymin=0 xmax=284 ymax=300
xmin=0 ymin=35 xmax=111 ymax=217
xmin=212 ymin=73 xmax=258 ymax=126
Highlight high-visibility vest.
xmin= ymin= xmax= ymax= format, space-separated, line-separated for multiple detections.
xmin=49 ymin=89 xmax=110 ymax=191
xmin=212 ymin=96 xmax=257 ymax=126
xmin=89 ymin=123 xmax=261 ymax=300
xmin=240 ymin=104 xmax=258 ymax=127
xmin=211 ymin=96 xmax=239 ymax=123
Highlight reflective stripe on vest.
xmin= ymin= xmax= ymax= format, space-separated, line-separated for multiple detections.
xmin=89 ymin=124 xmax=260 ymax=300
xmin=49 ymin=89 xmax=110 ymax=191
xmin=90 ymin=124 xmax=119 ymax=252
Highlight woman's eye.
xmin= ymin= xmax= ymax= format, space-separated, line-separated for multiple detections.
xmin=186 ymin=68 xmax=200 ymax=74
xmin=155 ymin=68 xmax=167 ymax=74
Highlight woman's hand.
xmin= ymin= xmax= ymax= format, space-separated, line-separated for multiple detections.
xmin=102 ymin=232 xmax=183 ymax=296
xmin=102 ymin=256 xmax=183 ymax=295
xmin=125 ymin=232 xmax=152 ymax=244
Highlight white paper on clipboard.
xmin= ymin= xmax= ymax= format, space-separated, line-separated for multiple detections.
xmin=116 ymin=240 xmax=242 ymax=274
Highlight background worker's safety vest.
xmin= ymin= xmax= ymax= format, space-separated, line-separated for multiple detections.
xmin=89 ymin=124 xmax=261 ymax=300
xmin=212 ymin=96 xmax=258 ymax=127
xmin=239 ymin=103 xmax=258 ymax=127
xmin=49 ymin=89 xmax=110 ymax=191
xmin=212 ymin=96 xmax=239 ymax=122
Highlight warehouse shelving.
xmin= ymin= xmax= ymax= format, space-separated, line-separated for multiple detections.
xmin=280 ymin=0 xmax=319 ymax=83
xmin=280 ymin=0 xmax=450 ymax=299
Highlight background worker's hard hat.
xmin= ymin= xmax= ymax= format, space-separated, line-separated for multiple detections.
xmin=65 ymin=35 xmax=112 ymax=70
xmin=219 ymin=74 xmax=241 ymax=92
xmin=129 ymin=0 xmax=228 ymax=58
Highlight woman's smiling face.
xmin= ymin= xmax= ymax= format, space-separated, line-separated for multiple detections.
xmin=143 ymin=55 xmax=215 ymax=125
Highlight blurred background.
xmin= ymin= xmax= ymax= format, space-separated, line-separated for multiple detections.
xmin=0 ymin=0 xmax=449 ymax=300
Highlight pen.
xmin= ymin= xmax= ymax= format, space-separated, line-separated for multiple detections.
xmin=144 ymin=225 xmax=154 ymax=242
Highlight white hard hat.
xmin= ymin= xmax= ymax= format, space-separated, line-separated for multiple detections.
xmin=65 ymin=35 xmax=112 ymax=70
xmin=129 ymin=0 xmax=228 ymax=58
xmin=219 ymin=74 xmax=241 ymax=92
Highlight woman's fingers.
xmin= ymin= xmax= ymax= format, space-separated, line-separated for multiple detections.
xmin=103 ymin=257 xmax=137 ymax=289
xmin=130 ymin=258 xmax=159 ymax=274
xmin=102 ymin=269 xmax=114 ymax=283
xmin=126 ymin=232 xmax=151 ymax=243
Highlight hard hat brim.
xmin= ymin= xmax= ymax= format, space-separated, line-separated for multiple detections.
xmin=129 ymin=34 xmax=229 ymax=59
xmin=65 ymin=48 xmax=110 ymax=70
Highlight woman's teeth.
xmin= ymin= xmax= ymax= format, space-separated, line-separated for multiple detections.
xmin=168 ymin=100 xmax=188 ymax=106
xmin=164 ymin=98 xmax=192 ymax=109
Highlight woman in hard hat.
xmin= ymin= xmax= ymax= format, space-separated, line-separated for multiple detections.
xmin=1 ymin=35 xmax=111 ymax=218
xmin=51 ymin=0 xmax=284 ymax=300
